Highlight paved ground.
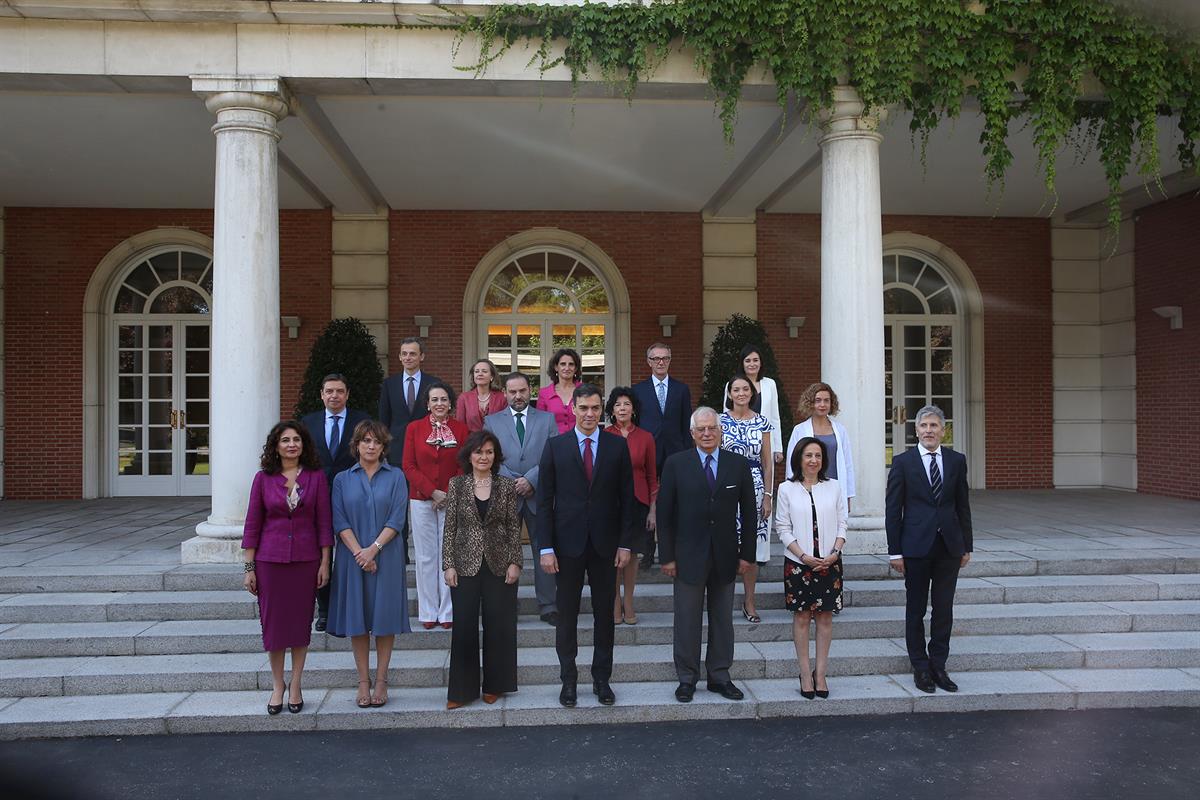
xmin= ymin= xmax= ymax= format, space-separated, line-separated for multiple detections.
xmin=2 ymin=490 xmax=1199 ymax=566
xmin=1 ymin=708 xmax=1198 ymax=799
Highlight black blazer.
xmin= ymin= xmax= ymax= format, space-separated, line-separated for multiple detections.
xmin=534 ymin=429 xmax=635 ymax=560
xmin=885 ymin=446 xmax=973 ymax=558
xmin=656 ymin=448 xmax=757 ymax=586
xmin=301 ymin=407 xmax=372 ymax=485
xmin=632 ymin=377 xmax=692 ymax=473
xmin=378 ymin=371 xmax=441 ymax=466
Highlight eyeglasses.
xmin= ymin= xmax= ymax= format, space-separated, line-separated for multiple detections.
xmin=692 ymin=425 xmax=719 ymax=434
xmin=648 ymin=356 xmax=671 ymax=363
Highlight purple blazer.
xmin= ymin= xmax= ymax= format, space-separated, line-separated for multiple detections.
xmin=241 ymin=468 xmax=334 ymax=563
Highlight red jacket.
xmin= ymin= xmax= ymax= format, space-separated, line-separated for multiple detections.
xmin=605 ymin=424 xmax=659 ymax=507
xmin=241 ymin=468 xmax=333 ymax=563
xmin=402 ymin=416 xmax=468 ymax=500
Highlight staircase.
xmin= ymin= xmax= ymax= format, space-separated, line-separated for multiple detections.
xmin=2 ymin=541 xmax=1199 ymax=738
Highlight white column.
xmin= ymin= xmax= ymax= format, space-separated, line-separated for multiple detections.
xmin=182 ymin=78 xmax=290 ymax=563
xmin=819 ymin=86 xmax=887 ymax=554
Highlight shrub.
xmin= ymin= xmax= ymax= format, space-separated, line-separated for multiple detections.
xmin=295 ymin=318 xmax=384 ymax=417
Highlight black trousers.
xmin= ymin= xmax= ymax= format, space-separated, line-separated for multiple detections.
xmin=556 ymin=543 xmax=617 ymax=683
xmin=447 ymin=560 xmax=519 ymax=703
xmin=903 ymin=534 xmax=961 ymax=671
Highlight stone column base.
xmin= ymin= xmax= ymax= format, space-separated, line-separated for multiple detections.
xmin=181 ymin=535 xmax=243 ymax=564
xmin=845 ymin=515 xmax=888 ymax=555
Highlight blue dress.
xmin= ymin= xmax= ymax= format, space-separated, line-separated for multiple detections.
xmin=327 ymin=461 xmax=412 ymax=637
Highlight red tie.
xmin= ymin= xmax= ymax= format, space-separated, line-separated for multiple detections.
xmin=583 ymin=436 xmax=594 ymax=483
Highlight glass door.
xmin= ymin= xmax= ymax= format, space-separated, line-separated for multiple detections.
xmin=487 ymin=319 xmax=609 ymax=396
xmin=884 ymin=321 xmax=957 ymax=466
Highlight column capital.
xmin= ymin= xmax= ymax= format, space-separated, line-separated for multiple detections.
xmin=192 ymin=76 xmax=290 ymax=132
xmin=818 ymin=85 xmax=886 ymax=146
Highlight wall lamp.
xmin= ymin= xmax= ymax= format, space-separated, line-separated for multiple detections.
xmin=658 ymin=315 xmax=677 ymax=337
xmin=281 ymin=316 xmax=301 ymax=339
xmin=1152 ymin=306 xmax=1183 ymax=330
xmin=786 ymin=316 xmax=807 ymax=338
xmin=414 ymin=315 xmax=433 ymax=338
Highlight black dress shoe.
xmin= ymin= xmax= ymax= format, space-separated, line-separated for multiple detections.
xmin=559 ymin=682 xmax=577 ymax=708
xmin=706 ymin=681 xmax=745 ymax=701
xmin=314 ymin=616 xmax=327 ymax=632
xmin=913 ymin=669 xmax=936 ymax=693
xmin=540 ymin=611 xmax=560 ymax=627
xmin=287 ymin=701 xmax=304 ymax=714
xmin=931 ymin=667 xmax=959 ymax=693
xmin=675 ymin=683 xmax=696 ymax=703
xmin=592 ymin=681 xmax=616 ymax=705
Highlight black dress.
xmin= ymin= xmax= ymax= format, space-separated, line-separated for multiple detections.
xmin=783 ymin=485 xmax=843 ymax=613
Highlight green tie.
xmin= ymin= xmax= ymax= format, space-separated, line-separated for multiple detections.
xmin=515 ymin=412 xmax=525 ymax=445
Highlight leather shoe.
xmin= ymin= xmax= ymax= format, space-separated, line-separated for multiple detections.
xmin=674 ymin=683 xmax=696 ymax=703
xmin=931 ymin=667 xmax=959 ymax=693
xmin=592 ymin=681 xmax=616 ymax=705
xmin=540 ymin=611 xmax=560 ymax=627
xmin=559 ymin=682 xmax=577 ymax=708
xmin=913 ymin=669 xmax=936 ymax=693
xmin=706 ymin=681 xmax=745 ymax=701
xmin=314 ymin=616 xmax=327 ymax=632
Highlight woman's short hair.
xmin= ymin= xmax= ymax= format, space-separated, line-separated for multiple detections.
xmin=260 ymin=421 xmax=320 ymax=473
xmin=469 ymin=358 xmax=500 ymax=391
xmin=457 ymin=429 xmax=504 ymax=474
xmin=421 ymin=379 xmax=457 ymax=410
xmin=604 ymin=386 xmax=641 ymax=426
xmin=724 ymin=372 xmax=760 ymax=409
xmin=789 ymin=436 xmax=830 ymax=483
xmin=546 ymin=347 xmax=582 ymax=382
xmin=797 ymin=382 xmax=840 ymax=418
xmin=349 ymin=419 xmax=391 ymax=460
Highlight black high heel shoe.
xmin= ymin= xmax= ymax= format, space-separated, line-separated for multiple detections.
xmin=799 ymin=673 xmax=815 ymax=700
xmin=287 ymin=697 xmax=304 ymax=714
xmin=813 ymin=670 xmax=829 ymax=699
xmin=267 ymin=689 xmax=284 ymax=715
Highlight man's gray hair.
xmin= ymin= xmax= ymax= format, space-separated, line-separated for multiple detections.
xmin=690 ymin=406 xmax=719 ymax=429
xmin=915 ymin=405 xmax=946 ymax=425
xmin=646 ymin=342 xmax=672 ymax=357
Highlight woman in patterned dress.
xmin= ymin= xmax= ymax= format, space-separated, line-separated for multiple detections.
xmin=776 ymin=436 xmax=847 ymax=699
xmin=719 ymin=374 xmax=774 ymax=624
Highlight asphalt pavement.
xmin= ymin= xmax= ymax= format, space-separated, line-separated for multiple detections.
xmin=2 ymin=708 xmax=1198 ymax=800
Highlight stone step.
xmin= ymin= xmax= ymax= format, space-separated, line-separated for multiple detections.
xmin=3 ymin=573 xmax=1198 ymax=625
xmin=2 ymin=667 xmax=1198 ymax=739
xmin=3 ymin=549 xmax=1196 ymax=594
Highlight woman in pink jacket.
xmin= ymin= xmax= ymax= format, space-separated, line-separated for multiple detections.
xmin=242 ymin=421 xmax=333 ymax=716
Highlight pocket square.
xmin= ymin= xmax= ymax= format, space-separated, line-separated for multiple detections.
xmin=725 ymin=485 xmax=736 ymax=489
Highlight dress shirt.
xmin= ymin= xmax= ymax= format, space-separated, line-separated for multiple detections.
xmin=324 ymin=407 xmax=345 ymax=449
xmin=888 ymin=444 xmax=942 ymax=561
xmin=697 ymin=446 xmax=719 ymax=471
xmin=404 ymin=370 xmax=423 ymax=399
xmin=654 ymin=376 xmax=670 ymax=396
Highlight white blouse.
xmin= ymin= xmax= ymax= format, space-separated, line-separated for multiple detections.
xmin=775 ymin=479 xmax=848 ymax=563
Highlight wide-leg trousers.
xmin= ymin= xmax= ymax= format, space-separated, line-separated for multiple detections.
xmin=410 ymin=499 xmax=453 ymax=624
xmin=447 ymin=561 xmax=519 ymax=703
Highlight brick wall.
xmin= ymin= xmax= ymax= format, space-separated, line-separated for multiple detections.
xmin=388 ymin=210 xmax=705 ymax=394
xmin=1135 ymin=193 xmax=1200 ymax=500
xmin=757 ymin=213 xmax=1054 ymax=489
xmin=3 ymin=207 xmax=330 ymax=499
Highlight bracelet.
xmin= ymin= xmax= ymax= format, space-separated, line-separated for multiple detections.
xmin=243 ymin=562 xmax=255 ymax=573
xmin=763 ymin=490 xmax=773 ymax=497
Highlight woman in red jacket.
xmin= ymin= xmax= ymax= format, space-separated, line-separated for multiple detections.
xmin=604 ymin=386 xmax=658 ymax=625
xmin=242 ymin=421 xmax=332 ymax=715
xmin=403 ymin=381 xmax=468 ymax=629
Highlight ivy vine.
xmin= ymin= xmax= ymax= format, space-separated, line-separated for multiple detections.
xmin=424 ymin=0 xmax=1200 ymax=231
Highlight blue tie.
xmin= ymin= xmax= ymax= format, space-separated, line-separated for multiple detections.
xmin=928 ymin=451 xmax=942 ymax=503
xmin=329 ymin=414 xmax=341 ymax=454
xmin=657 ymin=381 xmax=667 ymax=413
xmin=705 ymin=454 xmax=716 ymax=493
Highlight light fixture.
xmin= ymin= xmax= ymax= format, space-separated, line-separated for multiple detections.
xmin=414 ymin=315 xmax=433 ymax=338
xmin=658 ymin=315 xmax=677 ymax=337
xmin=786 ymin=316 xmax=806 ymax=338
xmin=281 ymin=316 xmax=301 ymax=339
xmin=1152 ymin=306 xmax=1183 ymax=330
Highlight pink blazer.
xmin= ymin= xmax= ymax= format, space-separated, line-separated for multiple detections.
xmin=537 ymin=383 xmax=580 ymax=434
xmin=455 ymin=389 xmax=508 ymax=433
xmin=241 ymin=468 xmax=333 ymax=563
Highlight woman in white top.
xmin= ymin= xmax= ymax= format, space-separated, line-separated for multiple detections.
xmin=776 ymin=436 xmax=847 ymax=700
xmin=723 ymin=345 xmax=783 ymax=467
xmin=785 ymin=382 xmax=855 ymax=506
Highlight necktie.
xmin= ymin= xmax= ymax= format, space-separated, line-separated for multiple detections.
xmin=583 ymin=436 xmax=594 ymax=483
xmin=329 ymin=414 xmax=341 ymax=454
xmin=928 ymin=451 xmax=943 ymax=502
xmin=656 ymin=380 xmax=667 ymax=413
xmin=705 ymin=454 xmax=716 ymax=493
xmin=406 ymin=376 xmax=416 ymax=412
xmin=515 ymin=412 xmax=525 ymax=445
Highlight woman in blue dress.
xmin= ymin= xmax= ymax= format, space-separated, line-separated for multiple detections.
xmin=720 ymin=373 xmax=774 ymax=624
xmin=328 ymin=419 xmax=411 ymax=709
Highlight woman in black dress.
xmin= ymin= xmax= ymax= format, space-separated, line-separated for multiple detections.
xmin=775 ymin=436 xmax=847 ymax=699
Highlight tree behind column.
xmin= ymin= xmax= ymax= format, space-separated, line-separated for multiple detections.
xmin=295 ymin=318 xmax=384 ymax=417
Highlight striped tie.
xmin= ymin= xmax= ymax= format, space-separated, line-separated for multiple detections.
xmin=928 ymin=451 xmax=943 ymax=503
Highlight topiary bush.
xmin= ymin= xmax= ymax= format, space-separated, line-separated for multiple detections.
xmin=295 ymin=318 xmax=385 ymax=417
xmin=700 ymin=313 xmax=793 ymax=438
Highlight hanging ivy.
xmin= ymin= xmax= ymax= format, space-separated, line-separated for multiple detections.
xmin=414 ymin=0 xmax=1200 ymax=231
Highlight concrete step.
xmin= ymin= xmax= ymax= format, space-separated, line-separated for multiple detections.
xmin=2 ymin=667 xmax=1199 ymax=739
xmin=3 ymin=573 xmax=1198 ymax=624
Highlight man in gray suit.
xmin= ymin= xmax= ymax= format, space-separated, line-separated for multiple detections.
xmin=484 ymin=372 xmax=559 ymax=625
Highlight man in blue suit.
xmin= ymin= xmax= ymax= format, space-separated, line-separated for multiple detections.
xmin=886 ymin=405 xmax=973 ymax=694
xmin=301 ymin=373 xmax=370 ymax=631
xmin=631 ymin=342 xmax=692 ymax=568
xmin=378 ymin=337 xmax=440 ymax=467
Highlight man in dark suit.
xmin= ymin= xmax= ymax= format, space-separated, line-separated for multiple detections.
xmin=886 ymin=404 xmax=973 ymax=694
xmin=535 ymin=384 xmax=635 ymax=708
xmin=657 ymin=406 xmax=757 ymax=703
xmin=484 ymin=371 xmax=559 ymax=625
xmin=301 ymin=373 xmax=370 ymax=631
xmin=632 ymin=342 xmax=692 ymax=568
xmin=378 ymin=337 xmax=440 ymax=467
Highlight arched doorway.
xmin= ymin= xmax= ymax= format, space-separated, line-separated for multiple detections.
xmin=881 ymin=235 xmax=986 ymax=486
xmin=464 ymin=229 xmax=631 ymax=394
xmin=106 ymin=246 xmax=213 ymax=496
